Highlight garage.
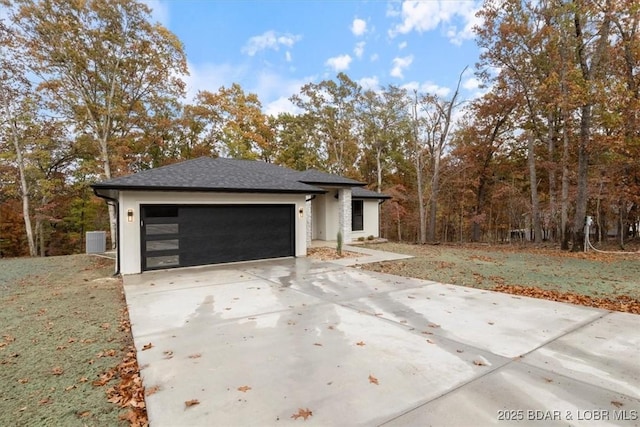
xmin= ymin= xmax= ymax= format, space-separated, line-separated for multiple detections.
xmin=90 ymin=157 xmax=370 ymax=275
xmin=141 ymin=204 xmax=295 ymax=271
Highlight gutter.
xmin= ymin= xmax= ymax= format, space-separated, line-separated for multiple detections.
xmin=91 ymin=188 xmax=121 ymax=276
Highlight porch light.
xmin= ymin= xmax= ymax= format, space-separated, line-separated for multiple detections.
xmin=298 ymin=207 xmax=304 ymax=218
xmin=127 ymin=209 xmax=134 ymax=223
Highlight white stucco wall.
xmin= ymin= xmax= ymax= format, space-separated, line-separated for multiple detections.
xmin=311 ymin=190 xmax=343 ymax=241
xmin=351 ymin=199 xmax=381 ymax=240
xmin=312 ymin=193 xmax=326 ymax=240
xmin=117 ymin=191 xmax=308 ymax=275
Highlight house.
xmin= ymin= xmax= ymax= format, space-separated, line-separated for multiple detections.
xmin=91 ymin=157 xmax=390 ymax=274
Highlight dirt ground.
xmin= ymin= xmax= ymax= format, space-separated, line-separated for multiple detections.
xmin=0 ymin=255 xmax=136 ymax=427
xmin=361 ymin=242 xmax=640 ymax=312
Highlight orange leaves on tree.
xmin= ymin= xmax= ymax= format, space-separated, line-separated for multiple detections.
xmin=291 ymin=408 xmax=313 ymax=421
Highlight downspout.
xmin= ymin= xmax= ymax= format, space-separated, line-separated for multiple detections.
xmin=92 ymin=190 xmax=121 ymax=276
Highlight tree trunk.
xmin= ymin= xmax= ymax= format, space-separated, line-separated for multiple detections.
xmin=376 ymin=144 xmax=383 ymax=193
xmin=416 ymin=154 xmax=426 ymax=244
xmin=528 ymin=133 xmax=543 ymax=242
xmin=10 ymin=121 xmax=36 ymax=256
xmin=571 ymin=105 xmax=591 ymax=251
xmin=427 ymin=150 xmax=440 ymax=242
xmin=547 ymin=113 xmax=557 ymax=241
xmin=100 ymin=139 xmax=117 ymax=250
xmin=412 ymin=92 xmax=426 ymax=245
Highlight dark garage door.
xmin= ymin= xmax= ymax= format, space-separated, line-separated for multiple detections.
xmin=141 ymin=204 xmax=295 ymax=271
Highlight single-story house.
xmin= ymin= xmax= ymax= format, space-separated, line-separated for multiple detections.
xmin=91 ymin=157 xmax=389 ymax=274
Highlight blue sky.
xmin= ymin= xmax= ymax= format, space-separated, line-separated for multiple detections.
xmin=145 ymin=0 xmax=484 ymax=115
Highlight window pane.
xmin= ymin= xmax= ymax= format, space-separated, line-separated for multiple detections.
xmin=145 ymin=206 xmax=178 ymax=217
xmin=352 ymin=200 xmax=364 ymax=231
xmin=146 ymin=239 xmax=179 ymax=251
xmin=146 ymin=255 xmax=179 ymax=268
xmin=146 ymin=223 xmax=179 ymax=235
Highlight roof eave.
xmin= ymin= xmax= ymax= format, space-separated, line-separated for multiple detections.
xmin=299 ymin=181 xmax=366 ymax=187
xmin=90 ymin=185 xmax=326 ymax=195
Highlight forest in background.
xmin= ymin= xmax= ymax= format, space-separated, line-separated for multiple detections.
xmin=1 ymin=0 xmax=639 ymax=258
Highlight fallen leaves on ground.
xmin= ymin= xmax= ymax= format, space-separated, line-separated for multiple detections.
xmin=356 ymin=341 xmax=366 ymax=346
xmin=141 ymin=343 xmax=153 ymax=351
xmin=237 ymin=385 xmax=252 ymax=392
xmin=306 ymin=247 xmax=360 ymax=260
xmin=291 ymin=408 xmax=313 ymax=421
xmin=51 ymin=366 xmax=64 ymax=375
xmin=368 ymin=374 xmax=379 ymax=385
xmin=105 ymin=347 xmax=146 ymax=425
xmin=145 ymin=385 xmax=160 ymax=396
xmin=184 ymin=399 xmax=200 ymax=408
xmin=493 ymin=285 xmax=640 ymax=314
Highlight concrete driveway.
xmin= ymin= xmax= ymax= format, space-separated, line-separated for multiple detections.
xmin=123 ymin=252 xmax=640 ymax=426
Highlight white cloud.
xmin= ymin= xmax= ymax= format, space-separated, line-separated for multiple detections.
xmin=401 ymin=81 xmax=451 ymax=97
xmin=285 ymin=51 xmax=292 ymax=62
xmin=253 ymin=70 xmax=316 ymax=116
xmin=351 ymin=18 xmax=367 ymax=36
xmin=264 ymin=96 xmax=301 ymax=116
xmin=388 ymin=0 xmax=481 ymax=45
xmin=370 ymin=53 xmax=379 ymax=62
xmin=354 ymin=41 xmax=365 ymax=59
xmin=390 ymin=55 xmax=413 ymax=79
xmin=242 ymin=30 xmax=302 ymax=56
xmin=140 ymin=0 xmax=170 ymax=26
xmin=358 ymin=76 xmax=380 ymax=91
xmin=325 ymin=54 xmax=352 ymax=72
xmin=183 ymin=61 xmax=249 ymax=102
xmin=398 ymin=41 xmax=408 ymax=50
xmin=463 ymin=77 xmax=480 ymax=91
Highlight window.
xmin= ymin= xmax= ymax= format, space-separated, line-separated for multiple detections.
xmin=352 ymin=200 xmax=363 ymax=231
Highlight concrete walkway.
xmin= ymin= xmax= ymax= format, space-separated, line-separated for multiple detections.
xmin=123 ymin=254 xmax=640 ymax=426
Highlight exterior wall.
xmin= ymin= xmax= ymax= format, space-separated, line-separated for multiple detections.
xmin=117 ymin=191 xmax=307 ymax=275
xmin=311 ymin=190 xmax=343 ymax=241
xmin=351 ymin=199 xmax=381 ymax=240
xmin=311 ymin=193 xmax=326 ymax=240
xmin=324 ymin=192 xmax=340 ymax=240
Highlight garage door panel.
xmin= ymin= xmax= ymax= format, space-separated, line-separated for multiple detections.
xmin=142 ymin=204 xmax=294 ymax=271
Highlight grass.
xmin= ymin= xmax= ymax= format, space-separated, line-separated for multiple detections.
xmin=361 ymin=242 xmax=640 ymax=301
xmin=0 ymin=254 xmax=132 ymax=427
xmin=1 ymin=243 xmax=638 ymax=426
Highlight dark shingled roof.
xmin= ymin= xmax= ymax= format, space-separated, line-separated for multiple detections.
xmin=92 ymin=157 xmax=373 ymax=197
xmin=352 ymin=187 xmax=391 ymax=199
xmin=295 ymin=169 xmax=365 ymax=187
xmin=92 ymin=157 xmax=325 ymax=195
